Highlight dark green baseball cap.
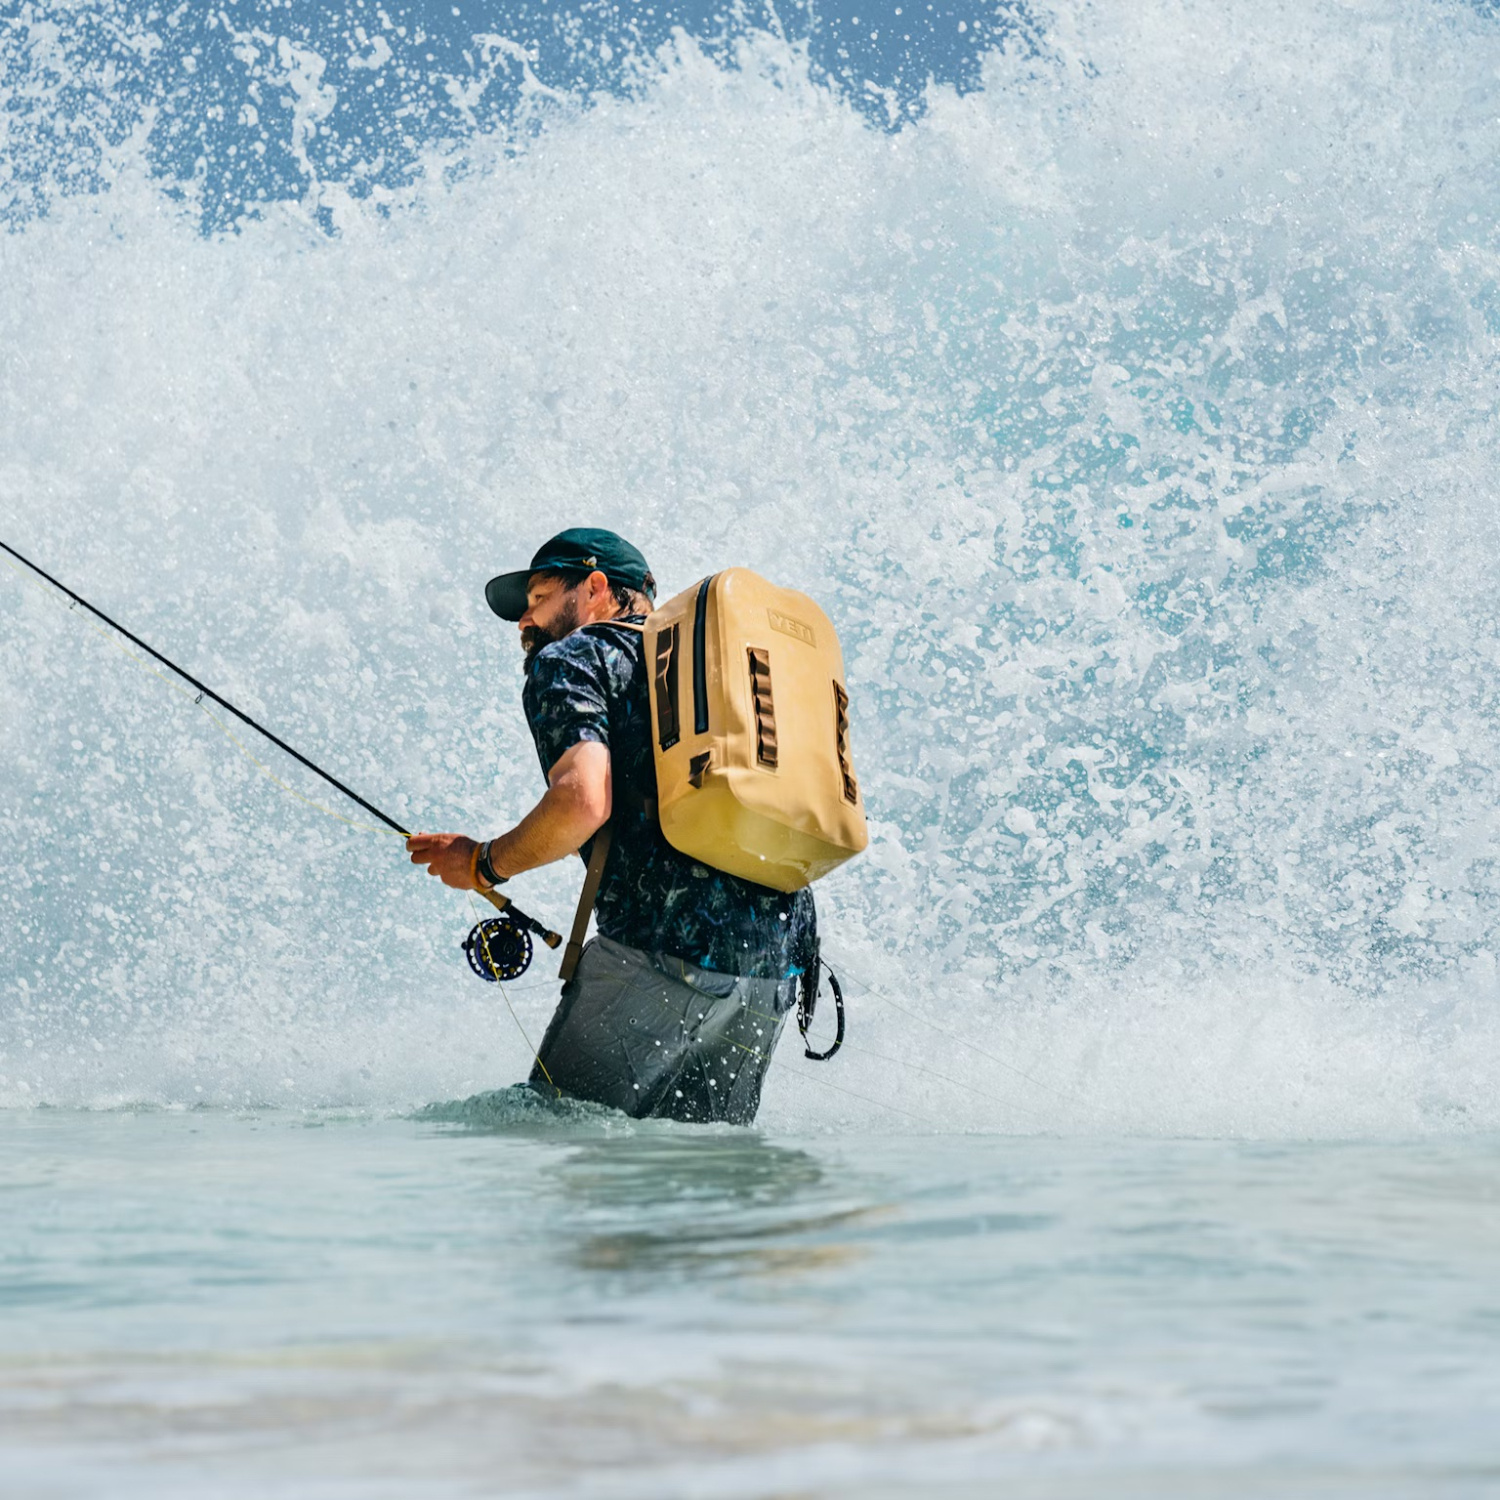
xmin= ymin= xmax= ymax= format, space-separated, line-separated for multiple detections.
xmin=484 ymin=527 xmax=654 ymax=621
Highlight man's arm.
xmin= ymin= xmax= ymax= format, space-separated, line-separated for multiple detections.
xmin=405 ymin=740 xmax=612 ymax=889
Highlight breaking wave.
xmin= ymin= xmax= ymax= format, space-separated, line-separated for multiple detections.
xmin=4 ymin=0 xmax=1500 ymax=1134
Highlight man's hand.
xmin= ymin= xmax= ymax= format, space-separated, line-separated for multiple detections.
xmin=405 ymin=833 xmax=482 ymax=889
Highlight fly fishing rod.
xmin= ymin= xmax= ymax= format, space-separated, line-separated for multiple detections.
xmin=0 ymin=537 xmax=562 ymax=956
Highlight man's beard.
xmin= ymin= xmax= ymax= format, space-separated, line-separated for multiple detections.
xmin=522 ymin=596 xmax=581 ymax=665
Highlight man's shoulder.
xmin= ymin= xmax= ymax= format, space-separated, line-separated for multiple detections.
xmin=577 ymin=617 xmax=648 ymax=651
xmin=526 ymin=622 xmax=644 ymax=698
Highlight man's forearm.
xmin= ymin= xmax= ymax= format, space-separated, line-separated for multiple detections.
xmin=405 ymin=743 xmax=610 ymax=891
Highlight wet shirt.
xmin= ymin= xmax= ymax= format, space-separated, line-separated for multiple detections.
xmin=522 ymin=618 xmax=817 ymax=980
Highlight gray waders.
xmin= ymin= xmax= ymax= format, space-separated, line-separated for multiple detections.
xmin=529 ymin=935 xmax=796 ymax=1124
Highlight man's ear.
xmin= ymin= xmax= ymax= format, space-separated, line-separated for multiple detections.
xmin=587 ymin=569 xmax=611 ymax=601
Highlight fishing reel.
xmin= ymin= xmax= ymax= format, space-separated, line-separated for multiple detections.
xmin=462 ymin=911 xmax=534 ymax=982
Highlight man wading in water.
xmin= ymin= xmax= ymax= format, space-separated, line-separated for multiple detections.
xmin=406 ymin=529 xmax=817 ymax=1123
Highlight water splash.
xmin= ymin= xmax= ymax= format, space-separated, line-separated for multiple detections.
xmin=0 ymin=0 xmax=1020 ymax=230
xmin=3 ymin=0 xmax=1500 ymax=1132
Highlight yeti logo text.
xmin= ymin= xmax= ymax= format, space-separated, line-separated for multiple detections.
xmin=767 ymin=609 xmax=815 ymax=647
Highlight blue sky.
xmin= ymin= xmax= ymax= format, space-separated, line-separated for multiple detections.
xmin=3 ymin=1 xmax=1034 ymax=227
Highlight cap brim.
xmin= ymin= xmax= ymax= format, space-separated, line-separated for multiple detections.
xmin=484 ymin=569 xmax=533 ymax=621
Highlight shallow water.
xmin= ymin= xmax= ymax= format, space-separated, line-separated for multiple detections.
xmin=4 ymin=1106 xmax=1499 ymax=1497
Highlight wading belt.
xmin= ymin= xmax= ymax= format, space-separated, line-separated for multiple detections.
xmin=560 ymin=824 xmax=612 ymax=983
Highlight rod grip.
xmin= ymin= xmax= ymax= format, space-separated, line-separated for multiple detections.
xmin=478 ymin=887 xmax=562 ymax=949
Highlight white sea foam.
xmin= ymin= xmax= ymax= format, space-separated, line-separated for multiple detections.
xmin=2 ymin=1 xmax=1499 ymax=1131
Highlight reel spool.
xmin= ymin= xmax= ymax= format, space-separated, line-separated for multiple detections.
xmin=462 ymin=912 xmax=533 ymax=982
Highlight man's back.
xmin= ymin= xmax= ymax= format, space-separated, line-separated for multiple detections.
xmin=523 ymin=618 xmax=817 ymax=981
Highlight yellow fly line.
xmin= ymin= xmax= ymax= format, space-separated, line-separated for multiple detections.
xmin=465 ymin=886 xmax=558 ymax=1092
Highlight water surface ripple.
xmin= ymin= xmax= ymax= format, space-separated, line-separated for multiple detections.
xmin=3 ymin=1109 xmax=1499 ymax=1496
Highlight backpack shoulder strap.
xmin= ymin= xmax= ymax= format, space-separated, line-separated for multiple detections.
xmin=559 ymin=824 xmax=612 ymax=982
xmin=555 ymin=615 xmax=654 ymax=982
xmin=579 ymin=617 xmax=647 ymax=638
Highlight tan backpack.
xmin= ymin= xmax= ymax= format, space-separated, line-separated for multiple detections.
xmin=558 ymin=569 xmax=867 ymax=981
xmin=644 ymin=569 xmax=867 ymax=890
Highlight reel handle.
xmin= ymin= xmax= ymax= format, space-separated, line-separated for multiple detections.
xmin=478 ymin=887 xmax=563 ymax=950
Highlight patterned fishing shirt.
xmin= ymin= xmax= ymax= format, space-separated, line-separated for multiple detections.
xmin=522 ymin=617 xmax=818 ymax=980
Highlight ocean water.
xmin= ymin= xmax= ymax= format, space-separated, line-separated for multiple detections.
xmin=6 ymin=1106 xmax=1500 ymax=1498
xmin=5 ymin=0 xmax=1500 ymax=1490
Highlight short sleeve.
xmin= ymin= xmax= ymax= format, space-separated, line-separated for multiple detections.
xmin=522 ymin=635 xmax=613 ymax=777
